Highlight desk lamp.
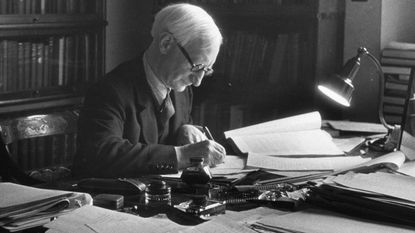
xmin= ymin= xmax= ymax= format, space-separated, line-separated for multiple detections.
xmin=318 ymin=47 xmax=400 ymax=151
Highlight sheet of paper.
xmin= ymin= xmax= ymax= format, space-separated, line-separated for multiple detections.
xmin=224 ymin=111 xmax=321 ymax=138
xmin=334 ymin=151 xmax=406 ymax=174
xmin=400 ymin=130 xmax=415 ymax=160
xmin=45 ymin=205 xmax=187 ymax=233
xmin=327 ymin=120 xmax=388 ymax=133
xmin=231 ymin=129 xmax=343 ymax=156
xmin=332 ymin=172 xmax=415 ymax=203
xmin=397 ymin=160 xmax=415 ymax=177
xmin=247 ymin=153 xmax=370 ymax=171
xmin=210 ymin=155 xmax=254 ymax=176
xmin=181 ymin=215 xmax=256 ymax=233
xmin=253 ymin=208 xmax=415 ymax=233
xmin=332 ymin=137 xmax=366 ymax=153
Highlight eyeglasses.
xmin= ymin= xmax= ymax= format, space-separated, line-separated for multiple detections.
xmin=174 ymin=40 xmax=214 ymax=77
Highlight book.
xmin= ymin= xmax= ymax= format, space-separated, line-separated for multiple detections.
xmin=382 ymin=48 xmax=415 ymax=60
xmin=224 ymin=111 xmax=343 ymax=156
xmin=383 ymin=96 xmax=406 ymax=105
xmin=381 ymin=57 xmax=415 ymax=67
xmin=382 ymin=66 xmax=412 ymax=75
xmin=383 ymin=104 xmax=405 ymax=115
xmin=385 ymin=41 xmax=415 ymax=51
xmin=385 ymin=82 xmax=408 ymax=92
xmin=0 ymin=182 xmax=92 ymax=232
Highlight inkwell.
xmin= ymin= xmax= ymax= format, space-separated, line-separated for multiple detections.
xmin=176 ymin=157 xmax=225 ymax=219
xmin=143 ymin=180 xmax=171 ymax=215
xmin=180 ymin=157 xmax=212 ymax=185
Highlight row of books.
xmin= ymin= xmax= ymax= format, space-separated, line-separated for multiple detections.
xmin=0 ymin=33 xmax=99 ymax=94
xmin=215 ymin=30 xmax=304 ymax=89
xmin=0 ymin=0 xmax=99 ymax=15
xmin=8 ymin=133 xmax=77 ymax=171
xmin=156 ymin=0 xmax=307 ymax=7
xmin=381 ymin=41 xmax=415 ymax=125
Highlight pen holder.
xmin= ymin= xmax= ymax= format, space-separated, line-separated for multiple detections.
xmin=181 ymin=157 xmax=212 ymax=185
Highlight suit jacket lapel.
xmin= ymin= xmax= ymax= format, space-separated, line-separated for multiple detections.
xmin=129 ymin=55 xmax=159 ymax=144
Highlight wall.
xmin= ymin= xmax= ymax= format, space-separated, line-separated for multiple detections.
xmin=105 ymin=1 xmax=153 ymax=72
xmin=381 ymin=0 xmax=415 ymax=48
xmin=343 ymin=0 xmax=382 ymax=122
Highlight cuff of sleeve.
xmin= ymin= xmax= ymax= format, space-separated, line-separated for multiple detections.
xmin=175 ymin=146 xmax=184 ymax=164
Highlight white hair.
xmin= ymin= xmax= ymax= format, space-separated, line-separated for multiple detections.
xmin=151 ymin=3 xmax=222 ymax=50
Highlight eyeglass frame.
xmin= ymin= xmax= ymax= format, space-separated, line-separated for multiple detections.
xmin=172 ymin=36 xmax=214 ymax=76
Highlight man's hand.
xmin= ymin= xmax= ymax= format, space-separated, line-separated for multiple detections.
xmin=177 ymin=140 xmax=226 ymax=169
xmin=176 ymin=124 xmax=207 ymax=145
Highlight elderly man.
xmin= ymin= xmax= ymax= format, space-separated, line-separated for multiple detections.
xmin=73 ymin=3 xmax=226 ymax=178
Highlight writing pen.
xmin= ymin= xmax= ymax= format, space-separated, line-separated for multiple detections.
xmin=203 ymin=126 xmax=214 ymax=141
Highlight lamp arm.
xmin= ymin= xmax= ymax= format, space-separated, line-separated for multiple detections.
xmin=364 ymin=50 xmax=394 ymax=132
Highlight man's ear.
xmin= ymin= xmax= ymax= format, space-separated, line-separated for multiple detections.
xmin=159 ymin=32 xmax=174 ymax=54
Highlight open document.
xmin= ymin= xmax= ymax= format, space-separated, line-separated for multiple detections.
xmin=224 ymin=111 xmax=344 ymax=156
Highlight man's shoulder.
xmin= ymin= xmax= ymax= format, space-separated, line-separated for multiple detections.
xmin=97 ymin=56 xmax=145 ymax=90
xmin=106 ymin=56 xmax=143 ymax=80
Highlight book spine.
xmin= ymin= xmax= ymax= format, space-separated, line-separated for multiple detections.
xmin=8 ymin=41 xmax=18 ymax=92
xmin=382 ymin=49 xmax=415 ymax=60
xmin=43 ymin=40 xmax=50 ymax=87
xmin=381 ymin=57 xmax=415 ymax=67
xmin=2 ymin=40 xmax=7 ymax=92
xmin=36 ymin=42 xmax=44 ymax=88
xmin=17 ymin=42 xmax=24 ymax=90
xmin=23 ymin=41 xmax=31 ymax=90
xmin=31 ymin=42 xmax=37 ymax=88
xmin=0 ymin=40 xmax=5 ymax=92
xmin=58 ymin=36 xmax=64 ymax=86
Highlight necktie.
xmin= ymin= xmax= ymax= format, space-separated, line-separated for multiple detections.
xmin=157 ymin=90 xmax=175 ymax=140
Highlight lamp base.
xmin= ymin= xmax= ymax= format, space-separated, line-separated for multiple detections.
xmin=368 ymin=125 xmax=401 ymax=152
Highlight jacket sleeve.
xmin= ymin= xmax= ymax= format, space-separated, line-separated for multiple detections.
xmin=74 ymin=81 xmax=178 ymax=178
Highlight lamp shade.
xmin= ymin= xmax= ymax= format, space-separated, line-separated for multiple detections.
xmin=318 ymin=53 xmax=362 ymax=107
xmin=318 ymin=75 xmax=354 ymax=107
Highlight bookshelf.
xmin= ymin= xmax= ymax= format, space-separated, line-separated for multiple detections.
xmin=154 ymin=0 xmax=345 ymax=143
xmin=0 ymin=0 xmax=106 ymax=171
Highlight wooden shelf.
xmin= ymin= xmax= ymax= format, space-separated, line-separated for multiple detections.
xmin=0 ymin=14 xmax=107 ymax=37
xmin=0 ymin=94 xmax=83 ymax=114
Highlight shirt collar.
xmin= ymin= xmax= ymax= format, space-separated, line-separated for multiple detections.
xmin=143 ymin=52 xmax=170 ymax=105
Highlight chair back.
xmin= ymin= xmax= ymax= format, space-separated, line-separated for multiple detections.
xmin=0 ymin=110 xmax=79 ymax=185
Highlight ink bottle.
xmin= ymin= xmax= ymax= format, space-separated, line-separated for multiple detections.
xmin=144 ymin=180 xmax=171 ymax=207
xmin=181 ymin=157 xmax=212 ymax=185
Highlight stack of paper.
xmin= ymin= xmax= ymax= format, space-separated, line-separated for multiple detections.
xmin=0 ymin=182 xmax=92 ymax=232
xmin=251 ymin=208 xmax=415 ymax=233
xmin=312 ymin=171 xmax=415 ymax=226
